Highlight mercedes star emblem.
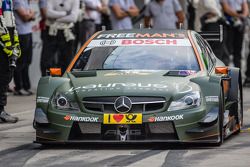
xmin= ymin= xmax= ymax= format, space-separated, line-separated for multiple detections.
xmin=114 ymin=96 xmax=132 ymax=113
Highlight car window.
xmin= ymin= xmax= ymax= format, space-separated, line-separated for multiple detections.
xmin=72 ymin=46 xmax=200 ymax=71
xmin=194 ymin=34 xmax=214 ymax=72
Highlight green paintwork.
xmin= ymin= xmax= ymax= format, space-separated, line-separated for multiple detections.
xmin=34 ymin=30 xmax=241 ymax=144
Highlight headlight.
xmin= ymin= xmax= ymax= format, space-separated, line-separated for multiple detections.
xmin=168 ymin=91 xmax=201 ymax=111
xmin=52 ymin=93 xmax=79 ymax=111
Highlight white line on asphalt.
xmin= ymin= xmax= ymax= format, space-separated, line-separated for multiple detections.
xmin=12 ymin=110 xmax=33 ymax=116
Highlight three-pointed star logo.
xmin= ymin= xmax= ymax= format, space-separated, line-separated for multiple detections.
xmin=114 ymin=96 xmax=132 ymax=113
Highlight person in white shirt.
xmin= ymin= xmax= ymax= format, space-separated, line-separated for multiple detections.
xmin=40 ymin=0 xmax=79 ymax=76
xmin=81 ymin=0 xmax=106 ymax=45
xmin=194 ymin=0 xmax=222 ymax=31
xmin=194 ymin=0 xmax=224 ymax=61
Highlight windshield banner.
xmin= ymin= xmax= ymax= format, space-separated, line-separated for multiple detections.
xmin=88 ymin=39 xmax=192 ymax=47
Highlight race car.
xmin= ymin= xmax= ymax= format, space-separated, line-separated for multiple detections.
xmin=34 ymin=29 xmax=243 ymax=145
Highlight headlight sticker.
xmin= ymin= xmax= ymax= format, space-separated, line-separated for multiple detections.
xmin=37 ymin=97 xmax=50 ymax=103
xmin=205 ymin=96 xmax=219 ymax=102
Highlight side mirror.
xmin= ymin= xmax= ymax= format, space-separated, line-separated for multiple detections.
xmin=215 ymin=67 xmax=230 ymax=97
xmin=215 ymin=67 xmax=228 ymax=75
xmin=49 ymin=68 xmax=62 ymax=76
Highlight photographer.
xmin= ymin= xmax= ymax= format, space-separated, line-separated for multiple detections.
xmin=0 ymin=0 xmax=21 ymax=123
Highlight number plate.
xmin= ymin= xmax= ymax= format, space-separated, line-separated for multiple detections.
xmin=103 ymin=113 xmax=142 ymax=124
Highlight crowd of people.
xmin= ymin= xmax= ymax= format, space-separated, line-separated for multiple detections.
xmin=1 ymin=0 xmax=250 ymax=123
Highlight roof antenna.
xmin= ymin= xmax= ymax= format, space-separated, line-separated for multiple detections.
xmin=179 ymin=23 xmax=183 ymax=30
xmin=219 ymin=25 xmax=223 ymax=42
xmin=139 ymin=23 xmax=143 ymax=29
xmin=102 ymin=25 xmax=106 ymax=31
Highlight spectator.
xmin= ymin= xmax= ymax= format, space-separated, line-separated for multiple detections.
xmin=80 ymin=0 xmax=109 ymax=47
xmin=0 ymin=0 xmax=21 ymax=123
xmin=221 ymin=0 xmax=249 ymax=68
xmin=244 ymin=41 xmax=250 ymax=87
xmin=39 ymin=0 xmax=47 ymax=40
xmin=144 ymin=0 xmax=185 ymax=29
xmin=187 ymin=0 xmax=197 ymax=30
xmin=101 ymin=0 xmax=112 ymax=30
xmin=73 ymin=0 xmax=85 ymax=54
xmin=109 ymin=0 xmax=139 ymax=30
xmin=13 ymin=0 xmax=35 ymax=95
xmin=40 ymin=0 xmax=79 ymax=76
xmin=194 ymin=0 xmax=224 ymax=60
xmin=85 ymin=0 xmax=106 ymax=31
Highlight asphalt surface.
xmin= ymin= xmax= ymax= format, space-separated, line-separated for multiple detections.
xmin=0 ymin=88 xmax=250 ymax=167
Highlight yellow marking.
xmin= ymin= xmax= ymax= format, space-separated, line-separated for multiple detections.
xmin=240 ymin=128 xmax=250 ymax=133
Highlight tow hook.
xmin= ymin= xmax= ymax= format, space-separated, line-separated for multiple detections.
xmin=118 ymin=125 xmax=128 ymax=141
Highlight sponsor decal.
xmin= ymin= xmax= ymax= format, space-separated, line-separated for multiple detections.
xmin=96 ymin=33 xmax=186 ymax=39
xmin=88 ymin=39 xmax=191 ymax=47
xmin=99 ymin=40 xmax=116 ymax=46
xmin=37 ymin=96 xmax=50 ymax=103
xmin=66 ymin=82 xmax=168 ymax=94
xmin=148 ymin=114 xmax=184 ymax=122
xmin=121 ymin=39 xmax=177 ymax=45
xmin=205 ymin=96 xmax=219 ymax=102
xmin=64 ymin=115 xmax=99 ymax=122
xmin=103 ymin=113 xmax=142 ymax=124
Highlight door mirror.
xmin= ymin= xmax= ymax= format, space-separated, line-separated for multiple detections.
xmin=50 ymin=68 xmax=62 ymax=76
xmin=215 ymin=67 xmax=228 ymax=75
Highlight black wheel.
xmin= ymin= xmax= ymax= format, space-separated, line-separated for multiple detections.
xmin=227 ymin=69 xmax=243 ymax=133
xmin=236 ymin=79 xmax=243 ymax=132
xmin=229 ymin=77 xmax=243 ymax=133
xmin=218 ymin=87 xmax=225 ymax=145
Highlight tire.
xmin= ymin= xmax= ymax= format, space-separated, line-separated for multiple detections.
xmin=229 ymin=75 xmax=243 ymax=133
xmin=238 ymin=74 xmax=243 ymax=126
xmin=227 ymin=69 xmax=243 ymax=131
xmin=236 ymin=80 xmax=243 ymax=133
xmin=218 ymin=87 xmax=225 ymax=145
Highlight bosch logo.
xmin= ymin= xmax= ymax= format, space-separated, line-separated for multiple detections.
xmin=114 ymin=96 xmax=132 ymax=113
xmin=100 ymin=40 xmax=116 ymax=46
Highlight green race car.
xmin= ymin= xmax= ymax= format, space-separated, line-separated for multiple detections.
xmin=34 ymin=29 xmax=243 ymax=145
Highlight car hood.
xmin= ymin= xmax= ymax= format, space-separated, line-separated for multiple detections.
xmin=66 ymin=70 xmax=199 ymax=100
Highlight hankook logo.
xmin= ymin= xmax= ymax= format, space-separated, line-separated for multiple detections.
xmin=114 ymin=96 xmax=132 ymax=113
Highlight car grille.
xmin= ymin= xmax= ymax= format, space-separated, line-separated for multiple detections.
xmin=82 ymin=96 xmax=166 ymax=113
xmin=79 ymin=123 xmax=101 ymax=134
xmin=69 ymin=122 xmax=178 ymax=141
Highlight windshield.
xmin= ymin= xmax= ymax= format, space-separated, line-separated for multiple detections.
xmin=72 ymin=46 xmax=200 ymax=71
